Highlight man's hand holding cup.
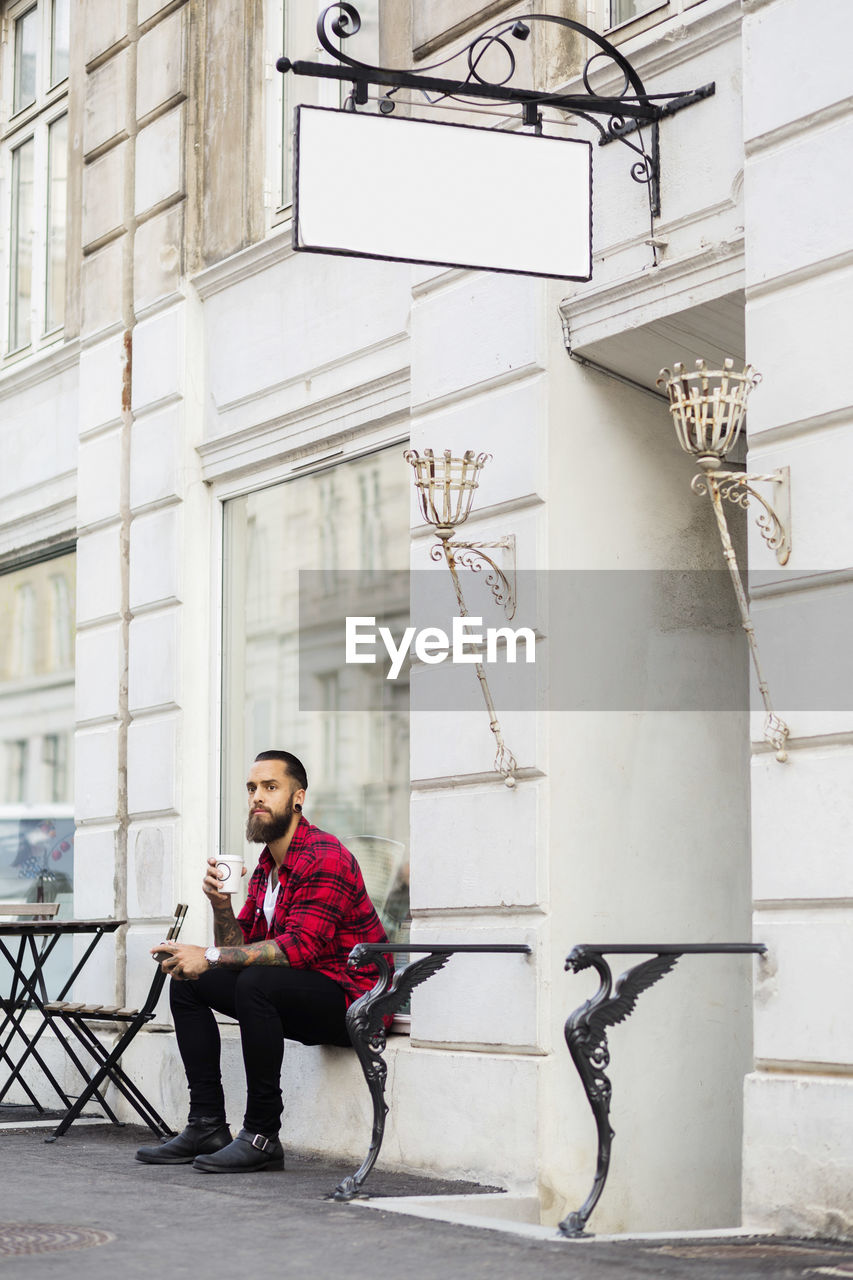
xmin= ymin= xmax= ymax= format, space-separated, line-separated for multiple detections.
xmin=203 ymin=855 xmax=245 ymax=905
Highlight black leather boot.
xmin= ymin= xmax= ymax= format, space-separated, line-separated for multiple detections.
xmin=136 ymin=1117 xmax=232 ymax=1165
xmin=193 ymin=1128 xmax=284 ymax=1173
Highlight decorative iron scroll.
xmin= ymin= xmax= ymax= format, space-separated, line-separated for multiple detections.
xmin=278 ymin=5 xmax=716 ymax=223
xmin=690 ymin=470 xmax=790 ymax=563
xmin=429 ymin=538 xmax=517 ymax=620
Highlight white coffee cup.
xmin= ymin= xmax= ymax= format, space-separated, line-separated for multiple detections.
xmin=214 ymin=854 xmax=244 ymax=894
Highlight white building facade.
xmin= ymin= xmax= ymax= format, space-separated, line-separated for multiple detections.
xmin=0 ymin=0 xmax=850 ymax=1239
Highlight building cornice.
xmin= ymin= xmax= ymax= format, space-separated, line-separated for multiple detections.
xmin=191 ymin=226 xmax=297 ymax=300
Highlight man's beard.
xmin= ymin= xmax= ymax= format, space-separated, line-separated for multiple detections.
xmin=245 ymin=796 xmax=294 ymax=844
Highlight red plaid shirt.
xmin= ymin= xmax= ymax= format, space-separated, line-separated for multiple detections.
xmin=236 ymin=818 xmax=390 ymax=1004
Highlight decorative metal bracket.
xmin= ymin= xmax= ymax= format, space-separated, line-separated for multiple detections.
xmin=405 ymin=449 xmax=521 ymax=787
xmin=658 ymin=361 xmax=792 ymax=763
xmin=559 ymin=942 xmax=767 ymax=1240
xmin=332 ymin=942 xmax=531 ymax=1202
xmin=430 ymin=536 xmax=516 ymax=621
xmin=691 ymin=467 xmax=791 ymax=567
xmin=691 ymin=467 xmax=792 ymax=760
xmin=277 ymin=5 xmax=716 ymax=224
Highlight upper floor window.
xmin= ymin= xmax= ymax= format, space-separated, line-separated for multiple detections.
xmin=3 ymin=0 xmax=70 ymax=357
xmin=605 ymin=0 xmax=706 ymax=34
xmin=265 ymin=0 xmax=379 ymax=222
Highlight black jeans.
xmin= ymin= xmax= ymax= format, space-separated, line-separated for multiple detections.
xmin=169 ymin=966 xmax=351 ymax=1136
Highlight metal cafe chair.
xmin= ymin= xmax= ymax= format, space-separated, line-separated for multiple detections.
xmin=42 ymin=903 xmax=188 ymax=1142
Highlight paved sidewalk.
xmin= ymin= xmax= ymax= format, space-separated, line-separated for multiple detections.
xmin=1 ymin=1124 xmax=852 ymax=1279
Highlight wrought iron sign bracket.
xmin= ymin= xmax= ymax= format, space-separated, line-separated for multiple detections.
xmin=277 ymin=5 xmax=715 ymax=223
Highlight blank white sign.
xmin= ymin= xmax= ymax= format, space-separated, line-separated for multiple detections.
xmin=294 ymin=106 xmax=592 ymax=281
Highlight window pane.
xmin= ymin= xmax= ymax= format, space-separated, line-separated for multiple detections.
xmin=610 ymin=0 xmax=661 ymax=24
xmin=46 ymin=114 xmax=68 ymax=332
xmin=51 ymin=0 xmax=70 ymax=84
xmin=222 ymin=447 xmax=411 ymax=943
xmin=0 ymin=553 xmax=76 ymax=998
xmin=13 ymin=7 xmax=38 ymax=113
xmin=9 ymin=139 xmax=34 ymax=351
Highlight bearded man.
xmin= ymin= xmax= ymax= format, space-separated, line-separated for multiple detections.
xmin=135 ymin=750 xmax=388 ymax=1173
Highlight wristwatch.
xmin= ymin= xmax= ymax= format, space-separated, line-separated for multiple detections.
xmin=204 ymin=946 xmax=221 ymax=968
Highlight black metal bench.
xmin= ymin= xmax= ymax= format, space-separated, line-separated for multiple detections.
xmin=333 ymin=941 xmax=532 ymax=1201
xmin=336 ymin=937 xmax=767 ymax=1237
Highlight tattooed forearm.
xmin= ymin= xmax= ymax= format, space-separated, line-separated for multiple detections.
xmin=212 ymin=905 xmax=244 ymax=948
xmin=218 ymin=941 xmax=290 ymax=969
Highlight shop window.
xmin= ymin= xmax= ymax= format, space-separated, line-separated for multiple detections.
xmin=221 ymin=446 xmax=411 ymax=944
xmin=3 ymin=0 xmax=70 ymax=355
xmin=0 ymin=550 xmax=75 ymax=995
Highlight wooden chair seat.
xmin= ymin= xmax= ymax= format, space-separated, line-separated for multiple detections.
xmin=0 ymin=902 xmax=60 ymax=918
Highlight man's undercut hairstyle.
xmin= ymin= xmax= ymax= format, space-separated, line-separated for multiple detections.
xmin=254 ymin=750 xmax=308 ymax=792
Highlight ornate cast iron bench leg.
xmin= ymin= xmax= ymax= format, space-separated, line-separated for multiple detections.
xmin=332 ymin=946 xmax=451 ymax=1201
xmin=558 ymin=942 xmax=767 ymax=1239
xmin=331 ymin=941 xmax=531 ymax=1200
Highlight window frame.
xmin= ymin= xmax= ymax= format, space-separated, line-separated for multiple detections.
xmin=1 ymin=0 xmax=70 ymax=362
xmin=597 ymin=0 xmax=708 ymax=39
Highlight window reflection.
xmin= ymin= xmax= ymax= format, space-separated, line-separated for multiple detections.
xmin=0 ymin=553 xmax=75 ymax=994
xmin=222 ymin=448 xmax=411 ymax=942
xmin=13 ymin=8 xmax=38 ymax=113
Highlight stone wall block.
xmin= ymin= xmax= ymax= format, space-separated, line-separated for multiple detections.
xmin=752 ymin=747 xmax=853 ymax=900
xmin=135 ymin=104 xmax=185 ymax=218
xmin=79 ymin=335 xmax=125 ymax=434
xmin=743 ymin=1072 xmax=853 ymax=1238
xmin=76 ymin=525 xmax=123 ymax=625
xmin=77 ymin=427 xmax=123 ymax=528
xmin=127 ymin=822 xmax=177 ymax=918
xmin=71 ymin=826 xmax=118 ymax=919
xmin=82 ymin=143 xmax=127 ymax=249
xmin=83 ymin=0 xmax=125 ymax=66
xmin=411 ymin=273 xmax=546 ymax=407
xmin=745 ymin=117 xmax=853 ymax=287
xmin=129 ymin=506 xmax=181 ymax=610
xmin=411 ymin=783 xmax=542 ymax=909
xmin=130 ymin=402 xmax=181 ymax=511
xmin=75 ymin=622 xmax=122 ymax=723
xmin=132 ymin=306 xmax=184 ymax=414
xmin=409 ymin=923 xmax=540 ymax=1048
xmin=74 ymin=725 xmax=120 ymax=820
xmin=746 ymin=269 xmax=853 ymax=432
xmin=753 ymin=911 xmax=853 ymax=1065
xmin=84 ymin=49 xmax=129 ymax=157
xmin=743 ymin=1 xmax=853 ymax=142
xmin=409 ymin=375 xmax=548 ymax=510
xmin=80 ymin=239 xmax=125 ymax=338
xmin=747 ymin=427 xmax=853 ymax=568
xmin=133 ymin=204 xmax=184 ymax=312
xmin=137 ymin=7 xmax=188 ymax=122
xmin=127 ymin=714 xmax=180 ymax=815
xmin=128 ymin=610 xmax=179 ymax=712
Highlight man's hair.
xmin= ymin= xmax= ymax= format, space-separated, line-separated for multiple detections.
xmin=254 ymin=750 xmax=308 ymax=792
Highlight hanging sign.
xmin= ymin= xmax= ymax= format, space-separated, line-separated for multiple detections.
xmin=293 ymin=106 xmax=593 ymax=282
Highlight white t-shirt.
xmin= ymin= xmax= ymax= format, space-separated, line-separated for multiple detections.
xmin=263 ymin=874 xmax=280 ymax=931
